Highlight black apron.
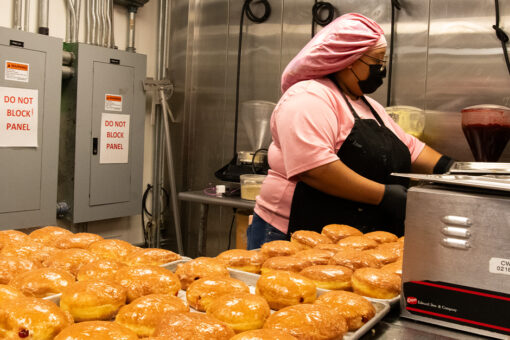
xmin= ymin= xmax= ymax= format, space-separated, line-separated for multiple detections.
xmin=288 ymin=80 xmax=411 ymax=236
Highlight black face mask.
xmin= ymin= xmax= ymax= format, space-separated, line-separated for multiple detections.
xmin=352 ymin=62 xmax=387 ymax=94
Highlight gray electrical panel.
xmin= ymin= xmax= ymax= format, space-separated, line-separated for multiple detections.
xmin=59 ymin=43 xmax=146 ymax=223
xmin=0 ymin=26 xmax=62 ymax=229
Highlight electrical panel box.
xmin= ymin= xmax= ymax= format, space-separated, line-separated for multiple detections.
xmin=0 ymin=26 xmax=62 ymax=229
xmin=59 ymin=43 xmax=146 ymax=223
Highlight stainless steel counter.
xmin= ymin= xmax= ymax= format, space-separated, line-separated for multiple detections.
xmin=361 ymin=307 xmax=495 ymax=339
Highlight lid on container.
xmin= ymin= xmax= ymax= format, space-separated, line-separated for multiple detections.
xmin=461 ymin=104 xmax=510 ymax=113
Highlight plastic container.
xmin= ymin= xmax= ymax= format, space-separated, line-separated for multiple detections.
xmin=240 ymin=174 xmax=266 ymax=201
xmin=385 ymin=106 xmax=425 ymax=139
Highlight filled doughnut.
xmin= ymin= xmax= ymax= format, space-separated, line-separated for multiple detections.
xmin=321 ymin=224 xmax=362 ymax=243
xmin=260 ymin=240 xmax=301 ymax=258
xmin=299 ymin=265 xmax=353 ymax=290
xmin=336 ymin=236 xmax=378 ymax=250
xmin=290 ymin=230 xmax=333 ymax=249
xmin=153 ymin=312 xmax=235 ymax=340
xmin=351 ymin=267 xmax=401 ymax=299
xmin=124 ymin=248 xmax=181 ymax=266
xmin=174 ymin=257 xmax=229 ymax=290
xmin=328 ymin=249 xmax=382 ymax=270
xmin=364 ymin=231 xmax=398 ymax=244
xmin=216 ymin=249 xmax=267 ymax=273
xmin=9 ymin=267 xmax=75 ymax=298
xmin=186 ymin=276 xmax=250 ymax=312
xmin=260 ymin=256 xmax=311 ymax=275
xmin=54 ymin=321 xmax=138 ymax=340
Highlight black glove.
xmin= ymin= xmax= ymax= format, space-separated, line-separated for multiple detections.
xmin=433 ymin=155 xmax=455 ymax=174
xmin=379 ymin=184 xmax=408 ymax=224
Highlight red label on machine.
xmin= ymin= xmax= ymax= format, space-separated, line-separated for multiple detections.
xmin=5 ymin=61 xmax=29 ymax=82
xmin=100 ymin=113 xmax=130 ymax=164
xmin=0 ymin=86 xmax=38 ymax=147
xmin=105 ymin=94 xmax=123 ymax=112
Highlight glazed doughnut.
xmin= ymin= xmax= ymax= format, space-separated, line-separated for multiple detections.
xmin=364 ymin=231 xmax=398 ymax=244
xmin=174 ymin=257 xmax=229 ymax=290
xmin=314 ymin=243 xmax=346 ymax=254
xmin=0 ymin=284 xmax=24 ymax=302
xmin=293 ymin=249 xmax=334 ymax=265
xmin=351 ymin=267 xmax=401 ymax=299
xmin=124 ymin=248 xmax=180 ymax=266
xmin=290 ymin=230 xmax=333 ymax=249
xmin=0 ymin=296 xmax=73 ymax=340
xmin=9 ymin=267 xmax=75 ymax=298
xmin=336 ymin=235 xmax=378 ymax=250
xmin=398 ymin=236 xmax=404 ymax=244
xmin=77 ymin=258 xmax=126 ymax=282
xmin=44 ymin=248 xmax=97 ymax=276
xmin=376 ymin=242 xmax=403 ymax=258
xmin=115 ymin=294 xmax=189 ymax=337
xmin=260 ymin=256 xmax=311 ymax=275
xmin=299 ymin=265 xmax=353 ymax=290
xmin=54 ymin=232 xmax=104 ymax=249
xmin=260 ymin=240 xmax=301 ymax=258
xmin=315 ymin=290 xmax=376 ymax=331
xmin=1 ymin=242 xmax=53 ymax=266
xmin=216 ymin=249 xmax=267 ymax=273
xmin=0 ymin=230 xmax=29 ymax=249
xmin=381 ymin=259 xmax=403 ymax=277
xmin=88 ymin=239 xmax=135 ymax=261
xmin=153 ymin=312 xmax=235 ymax=340
xmin=60 ymin=280 xmax=127 ymax=322
xmin=321 ymin=224 xmax=362 ymax=243
xmin=0 ymin=256 xmax=38 ymax=284
xmin=263 ymin=304 xmax=348 ymax=340
xmin=186 ymin=277 xmax=250 ymax=312
xmin=362 ymin=247 xmax=399 ymax=265
xmin=328 ymin=249 xmax=382 ymax=271
xmin=255 ymin=270 xmax=316 ymax=310
xmin=54 ymin=321 xmax=138 ymax=340
xmin=114 ymin=265 xmax=181 ymax=302
xmin=230 ymin=329 xmax=298 ymax=340
xmin=29 ymin=226 xmax=73 ymax=247
xmin=206 ymin=293 xmax=271 ymax=333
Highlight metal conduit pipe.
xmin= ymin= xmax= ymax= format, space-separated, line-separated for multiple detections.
xmin=101 ymin=0 xmax=107 ymax=46
xmin=13 ymin=0 xmax=23 ymax=30
xmin=75 ymin=0 xmax=81 ymax=43
xmin=103 ymin=1 xmax=109 ymax=46
xmin=24 ymin=0 xmax=30 ymax=31
xmin=90 ymin=0 xmax=97 ymax=45
xmin=65 ymin=0 xmax=75 ymax=43
xmin=126 ymin=7 xmax=136 ymax=52
xmin=96 ymin=0 xmax=103 ymax=45
xmin=109 ymin=0 xmax=115 ymax=48
xmin=85 ymin=0 xmax=90 ymax=43
xmin=105 ymin=0 xmax=111 ymax=47
xmin=38 ymin=0 xmax=49 ymax=35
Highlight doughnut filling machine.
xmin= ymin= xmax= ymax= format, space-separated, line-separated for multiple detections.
xmin=396 ymin=170 xmax=510 ymax=339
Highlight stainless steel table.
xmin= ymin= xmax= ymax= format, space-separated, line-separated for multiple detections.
xmin=178 ymin=190 xmax=255 ymax=256
xmin=362 ymin=307 xmax=495 ymax=339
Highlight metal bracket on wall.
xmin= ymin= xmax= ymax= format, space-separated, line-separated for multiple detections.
xmin=143 ymin=78 xmax=183 ymax=254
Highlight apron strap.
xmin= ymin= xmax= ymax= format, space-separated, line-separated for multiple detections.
xmin=361 ymin=96 xmax=386 ymax=127
xmin=328 ymin=76 xmax=361 ymax=120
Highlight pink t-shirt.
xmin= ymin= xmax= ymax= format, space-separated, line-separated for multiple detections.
xmin=254 ymin=78 xmax=425 ymax=234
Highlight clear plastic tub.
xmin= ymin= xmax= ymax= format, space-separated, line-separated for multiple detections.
xmin=240 ymin=174 xmax=266 ymax=201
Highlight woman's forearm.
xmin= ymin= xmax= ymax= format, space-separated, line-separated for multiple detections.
xmin=297 ymin=160 xmax=385 ymax=205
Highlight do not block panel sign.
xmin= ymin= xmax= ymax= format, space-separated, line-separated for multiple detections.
xmin=0 ymin=86 xmax=38 ymax=147
xmin=100 ymin=113 xmax=130 ymax=164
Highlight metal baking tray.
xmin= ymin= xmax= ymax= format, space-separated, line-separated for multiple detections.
xmin=392 ymin=173 xmax=510 ymax=192
xmin=449 ymin=162 xmax=510 ymax=174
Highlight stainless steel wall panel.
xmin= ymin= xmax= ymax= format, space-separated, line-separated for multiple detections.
xmin=424 ymin=0 xmax=510 ymax=161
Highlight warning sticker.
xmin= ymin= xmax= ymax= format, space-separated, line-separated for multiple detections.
xmin=489 ymin=257 xmax=510 ymax=276
xmin=0 ymin=87 xmax=38 ymax=147
xmin=100 ymin=113 xmax=130 ymax=164
xmin=5 ymin=61 xmax=29 ymax=83
xmin=105 ymin=94 xmax=123 ymax=112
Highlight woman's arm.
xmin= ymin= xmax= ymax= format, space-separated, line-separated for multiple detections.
xmin=411 ymin=145 xmax=443 ymax=174
xmin=297 ymin=159 xmax=385 ymax=205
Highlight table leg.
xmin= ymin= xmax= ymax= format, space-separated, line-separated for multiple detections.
xmin=198 ymin=203 xmax=209 ymax=257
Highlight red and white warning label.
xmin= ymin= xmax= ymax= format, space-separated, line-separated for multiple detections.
xmin=0 ymin=87 xmax=38 ymax=147
xmin=5 ymin=61 xmax=29 ymax=83
xmin=105 ymin=94 xmax=123 ymax=112
xmin=100 ymin=113 xmax=130 ymax=164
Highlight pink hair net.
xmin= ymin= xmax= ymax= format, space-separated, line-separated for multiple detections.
xmin=281 ymin=13 xmax=385 ymax=93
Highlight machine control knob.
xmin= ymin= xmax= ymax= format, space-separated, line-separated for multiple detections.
xmin=441 ymin=238 xmax=471 ymax=250
xmin=441 ymin=215 xmax=472 ymax=227
xmin=441 ymin=226 xmax=471 ymax=238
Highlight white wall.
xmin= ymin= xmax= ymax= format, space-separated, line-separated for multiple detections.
xmin=0 ymin=1 xmax=159 ymax=244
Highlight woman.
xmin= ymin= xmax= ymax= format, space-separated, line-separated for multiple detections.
xmin=247 ymin=13 xmax=453 ymax=250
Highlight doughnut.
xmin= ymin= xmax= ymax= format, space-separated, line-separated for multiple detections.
xmin=0 ymin=256 xmax=38 ymax=284
xmin=255 ymin=270 xmax=316 ymax=310
xmin=60 ymin=280 xmax=127 ymax=322
xmin=381 ymin=259 xmax=403 ymax=277
xmin=206 ymin=293 xmax=271 ymax=333
xmin=174 ymin=257 xmax=229 ymax=290
xmin=290 ymin=230 xmax=332 ymax=249
xmin=230 ymin=329 xmax=298 ymax=340
xmin=263 ymin=304 xmax=348 ymax=340
xmin=0 ymin=284 xmax=24 ymax=302
xmin=293 ymin=249 xmax=334 ymax=265
xmin=29 ymin=226 xmax=73 ymax=247
xmin=186 ymin=277 xmax=250 ymax=312
xmin=321 ymin=224 xmax=362 ymax=243
xmin=351 ymin=267 xmax=401 ymax=299
xmin=328 ymin=249 xmax=382 ymax=270
xmin=260 ymin=240 xmax=301 ymax=258
xmin=88 ymin=239 xmax=135 ymax=261
xmin=54 ymin=321 xmax=138 ymax=340
xmin=9 ymin=267 xmax=75 ymax=298
xmin=54 ymin=233 xmax=104 ymax=249
xmin=114 ymin=265 xmax=181 ymax=302
xmin=153 ymin=312 xmax=235 ymax=339
xmin=364 ymin=231 xmax=398 ymax=244
xmin=299 ymin=265 xmax=353 ymax=290
xmin=115 ymin=294 xmax=189 ymax=337
xmin=216 ymin=249 xmax=267 ymax=274
xmin=260 ymin=256 xmax=311 ymax=275
xmin=336 ymin=236 xmax=378 ymax=250
xmin=77 ymin=259 xmax=127 ymax=282
xmin=43 ymin=248 xmax=97 ymax=276
xmin=362 ymin=247 xmax=399 ymax=265
xmin=124 ymin=248 xmax=181 ymax=266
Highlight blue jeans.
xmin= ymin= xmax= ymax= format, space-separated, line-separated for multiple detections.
xmin=246 ymin=213 xmax=288 ymax=250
